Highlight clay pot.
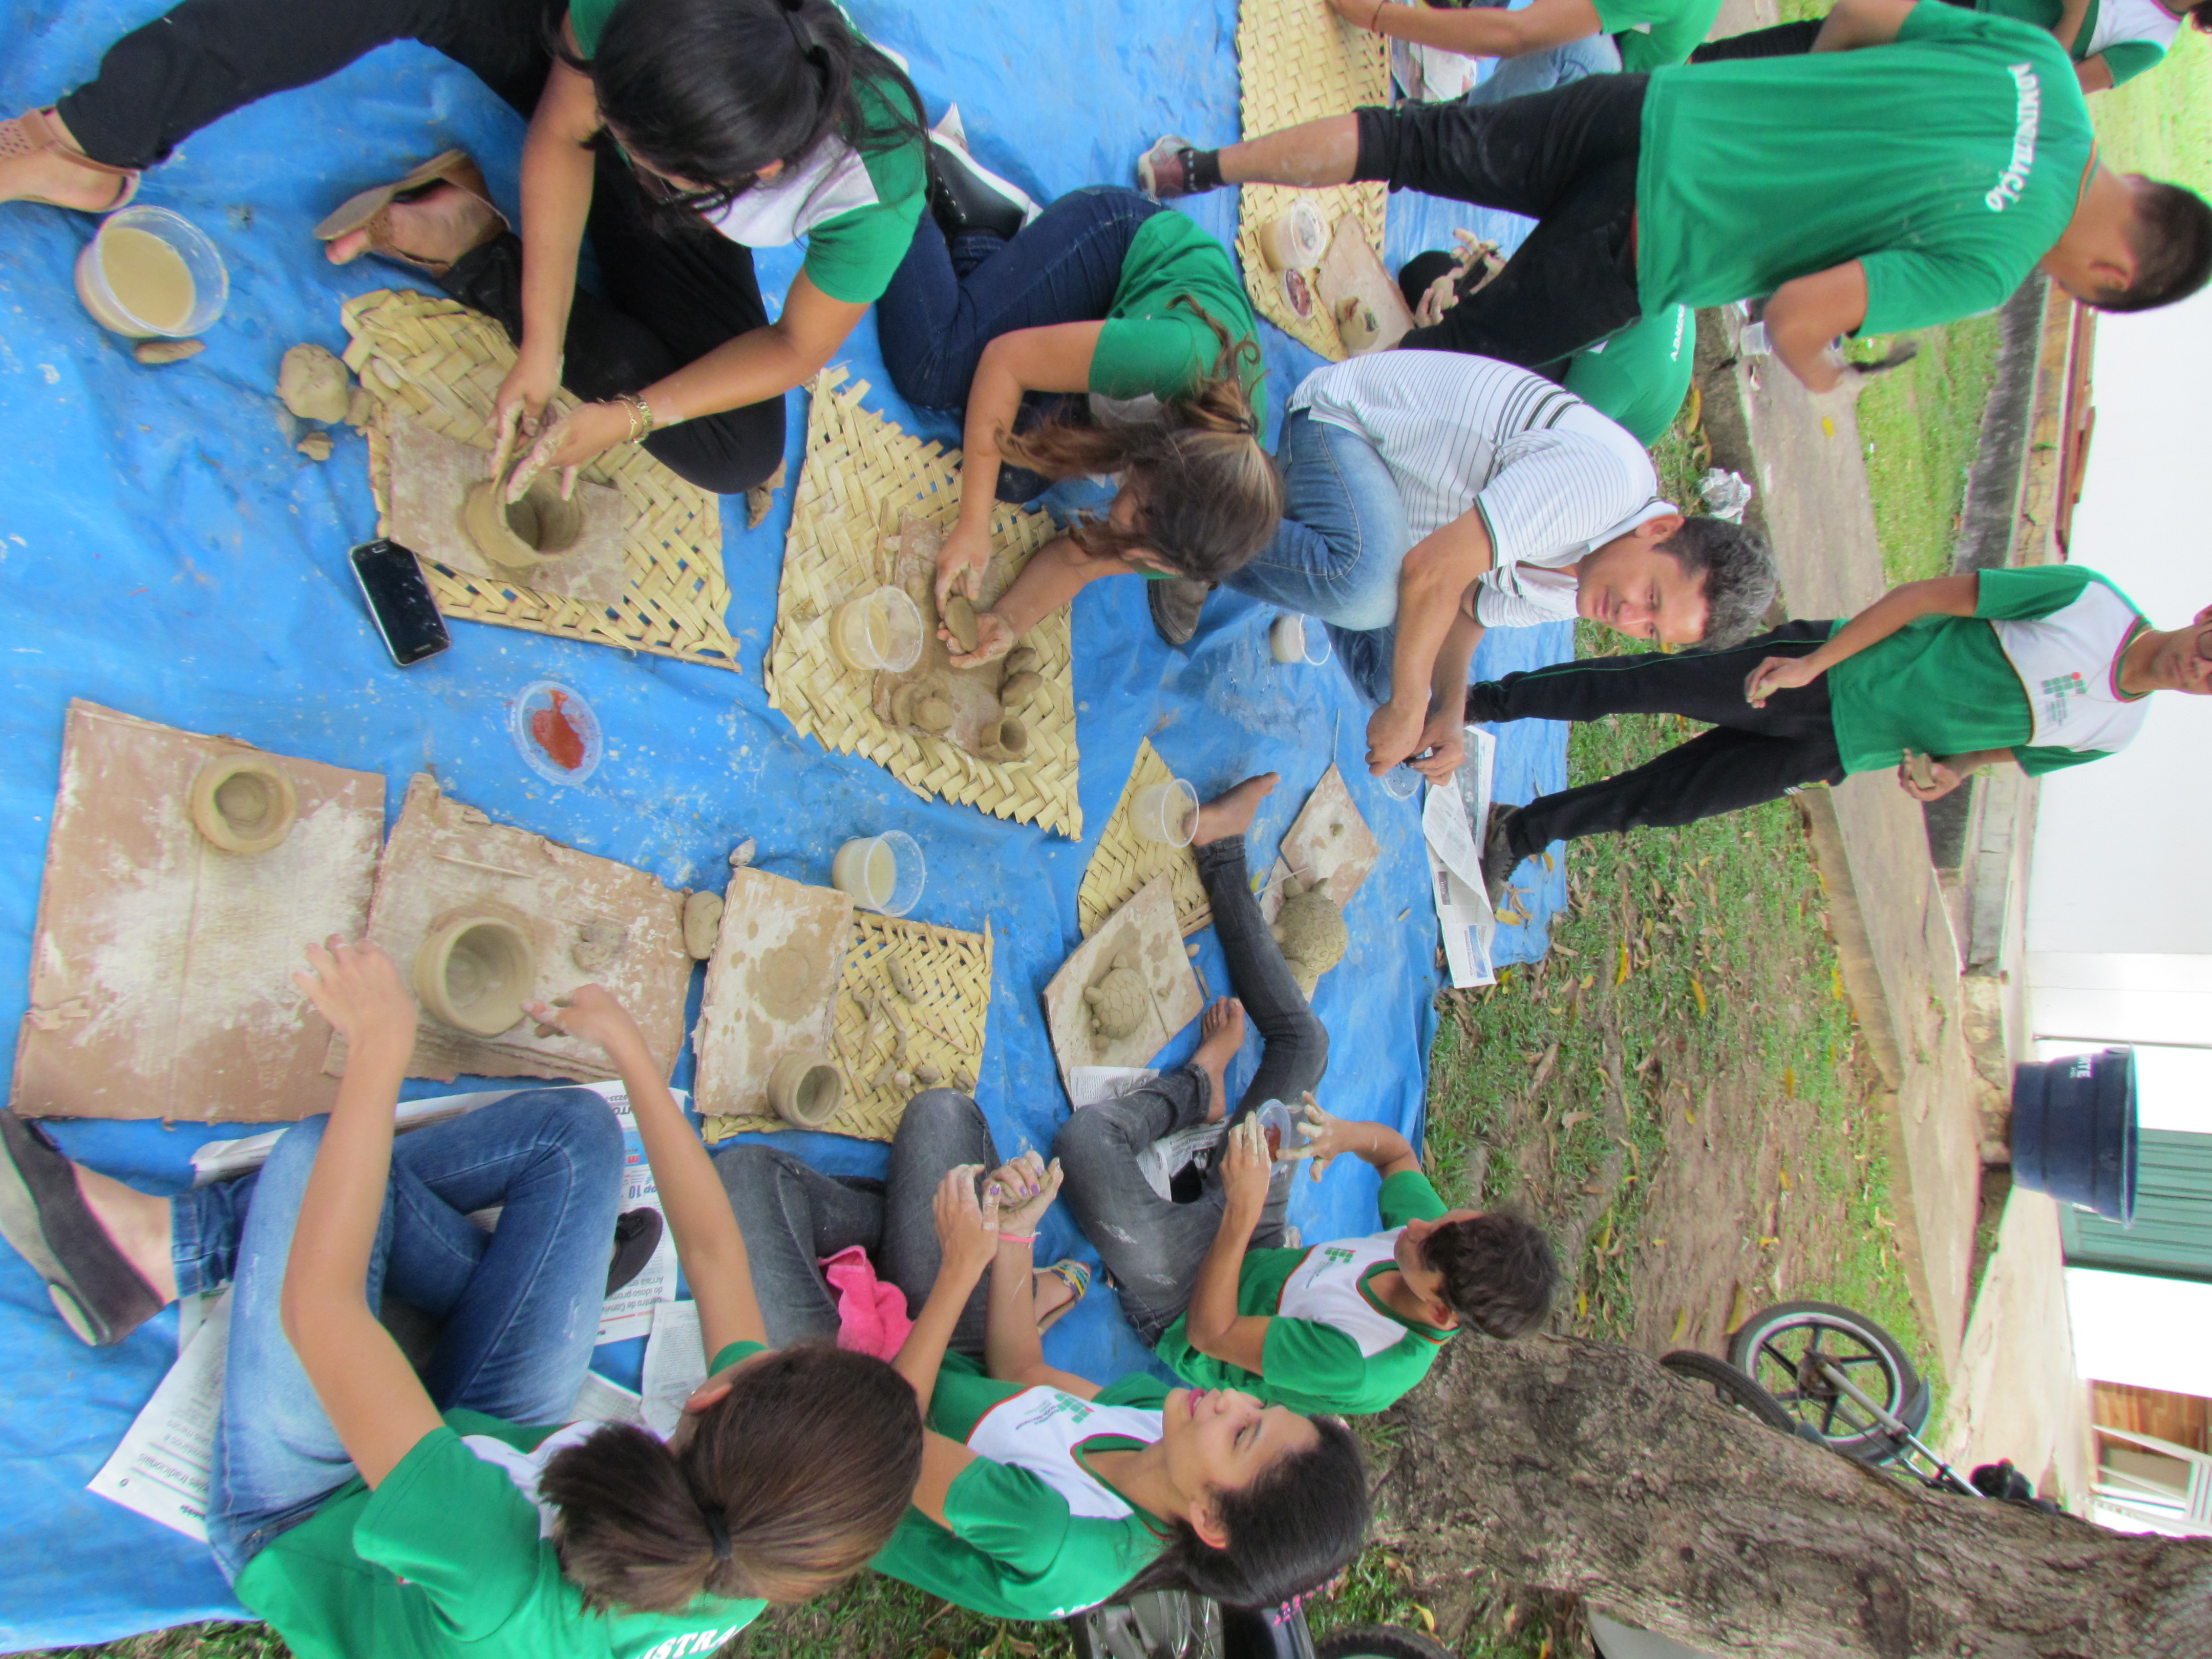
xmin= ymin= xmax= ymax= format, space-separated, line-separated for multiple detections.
xmin=463 ymin=477 xmax=585 ymax=570
xmin=977 ymin=716 xmax=1028 ymax=762
xmin=413 ymin=915 xmax=537 ymax=1037
xmin=188 ymin=756 xmax=297 ymax=855
xmin=768 ymin=1053 xmax=843 ymax=1129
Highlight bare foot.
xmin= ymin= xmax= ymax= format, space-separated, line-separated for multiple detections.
xmin=1192 ymin=996 xmax=1247 ymax=1122
xmin=1192 ymin=773 xmax=1278 ymax=847
xmin=326 ymin=181 xmax=498 ymax=267
xmin=73 ymin=1165 xmax=178 ymax=1303
xmin=0 ymin=138 xmax=129 ymax=212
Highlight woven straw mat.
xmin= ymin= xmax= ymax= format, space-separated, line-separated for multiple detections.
xmin=763 ymin=370 xmax=1081 ymax=838
xmin=701 ymin=912 xmax=993 ymax=1143
xmin=342 ymin=289 xmax=736 ymax=670
xmin=1235 ymin=0 xmax=1390 ymax=358
xmin=1077 ymin=739 xmax=1209 ymax=939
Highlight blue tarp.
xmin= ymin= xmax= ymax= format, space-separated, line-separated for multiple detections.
xmin=0 ymin=1 xmax=1570 ymax=1645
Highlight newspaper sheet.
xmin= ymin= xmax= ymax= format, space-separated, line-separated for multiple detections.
xmin=87 ymin=1291 xmax=231 ymax=1542
xmin=1422 ymin=725 xmax=1499 ymax=989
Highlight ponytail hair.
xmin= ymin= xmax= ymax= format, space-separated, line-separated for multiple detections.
xmin=541 ymin=1344 xmax=923 ymax=1612
xmin=1121 ymin=1414 xmax=1370 ymax=1611
xmin=583 ymin=0 xmax=927 ymax=225
xmin=997 ymin=301 xmax=1282 ymax=582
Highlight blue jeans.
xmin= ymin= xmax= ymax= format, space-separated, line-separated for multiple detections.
xmin=878 ymin=185 xmax=1163 ymax=414
xmin=1224 ymin=409 xmax=1409 ymax=705
xmin=177 ymin=1089 xmax=623 ymax=1581
xmin=1460 ymin=32 xmax=1621 ymax=107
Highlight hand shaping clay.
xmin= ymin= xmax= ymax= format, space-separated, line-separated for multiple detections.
xmin=943 ymin=594 xmax=981 ymax=654
xmin=134 ymin=338 xmax=204 ymax=366
xmin=572 ymin=921 xmax=628 ymax=971
xmin=682 ymin=890 xmax=725 ymax=960
xmin=1084 ymin=953 xmax=1152 ymax=1041
xmin=767 ymin=1052 xmax=843 ymax=1129
xmin=187 ymin=755 xmax=297 ymax=855
xmin=413 ymin=914 xmax=536 ymax=1037
xmin=278 ymin=343 xmax=354 ymax=424
xmin=998 ymin=670 xmax=1044 ymax=710
xmin=463 ymin=476 xmax=585 ymax=569
xmin=1271 ymin=880 xmax=1348 ymax=998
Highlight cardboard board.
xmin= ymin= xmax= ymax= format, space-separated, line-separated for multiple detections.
xmin=333 ymin=774 xmax=690 ymax=1082
xmin=1042 ymin=875 xmax=1203 ymax=1096
xmin=1261 ymin=763 xmax=1381 ymax=924
xmin=11 ymin=701 xmax=385 ymax=1121
xmin=691 ymin=867 xmax=855 ymax=1119
xmin=383 ymin=415 xmax=628 ymax=606
xmin=1314 ymin=217 xmax=1416 ymax=356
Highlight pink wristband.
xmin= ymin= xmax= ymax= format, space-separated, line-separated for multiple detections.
xmin=997 ymin=1230 xmax=1036 ymax=1245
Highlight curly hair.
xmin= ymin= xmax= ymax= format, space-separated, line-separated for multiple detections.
xmin=1418 ymin=1211 xmax=1561 ymax=1339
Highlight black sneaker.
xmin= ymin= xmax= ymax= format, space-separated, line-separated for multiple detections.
xmin=1479 ymin=803 xmax=1525 ymax=912
xmin=1147 ymin=576 xmax=1213 ymax=647
xmin=927 ymin=139 xmax=1031 ymax=243
xmin=606 ymin=1207 xmax=665 ymax=1296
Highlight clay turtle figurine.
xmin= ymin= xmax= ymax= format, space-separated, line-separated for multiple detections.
xmin=1084 ymin=951 xmax=1152 ymax=1041
xmin=1272 ymin=879 xmax=1348 ymax=998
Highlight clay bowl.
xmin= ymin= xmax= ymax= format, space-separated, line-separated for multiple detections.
xmin=188 ymin=755 xmax=297 ymax=855
xmin=767 ymin=1052 xmax=844 ymax=1129
xmin=413 ymin=915 xmax=537 ymax=1037
xmin=463 ymin=476 xmax=585 ymax=570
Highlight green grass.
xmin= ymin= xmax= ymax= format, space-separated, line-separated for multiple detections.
xmin=2092 ymin=28 xmax=2212 ymax=188
xmin=1847 ymin=313 xmax=2006 ymax=585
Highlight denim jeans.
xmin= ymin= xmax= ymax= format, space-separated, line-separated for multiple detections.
xmin=1460 ymin=32 xmax=1621 ymax=107
xmin=178 ymin=1089 xmax=624 ymax=1581
xmin=713 ymin=1091 xmax=999 ymax=1355
xmin=1225 ymin=410 xmax=1409 ymax=707
xmin=1053 ymin=838 xmax=1328 ymax=1344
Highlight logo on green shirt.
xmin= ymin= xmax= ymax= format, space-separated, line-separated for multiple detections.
xmin=1322 ymin=1247 xmax=1358 ymax=1266
xmin=1986 ymin=63 xmax=2043 ymax=211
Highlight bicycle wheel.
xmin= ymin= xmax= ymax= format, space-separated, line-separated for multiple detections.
xmin=1314 ymin=1626 xmax=1454 ymax=1659
xmin=1728 ymin=1301 xmax=1926 ymax=1462
xmin=1660 ymin=1350 xmax=1800 ymax=1435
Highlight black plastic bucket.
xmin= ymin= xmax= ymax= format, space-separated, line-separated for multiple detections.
xmin=2010 ymin=1048 xmax=2137 ymax=1222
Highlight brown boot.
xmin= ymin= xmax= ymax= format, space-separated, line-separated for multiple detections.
xmin=1147 ymin=576 xmax=1213 ymax=648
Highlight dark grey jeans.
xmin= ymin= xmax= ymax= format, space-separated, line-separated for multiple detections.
xmin=713 ymin=1090 xmax=999 ymax=1355
xmin=1053 ymin=836 xmax=1330 ymax=1343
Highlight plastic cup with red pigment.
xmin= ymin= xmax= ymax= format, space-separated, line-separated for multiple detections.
xmin=510 ymin=680 xmax=603 ymax=786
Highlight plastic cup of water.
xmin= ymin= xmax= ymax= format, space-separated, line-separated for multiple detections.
xmin=828 ymin=586 xmax=924 ymax=673
xmin=832 ymin=830 xmax=925 ymax=917
xmin=1380 ymin=765 xmax=1422 ymax=801
xmin=1131 ymin=778 xmax=1199 ymax=847
xmin=75 ymin=206 xmax=228 ymax=339
xmin=1253 ymin=1099 xmax=1310 ymax=1160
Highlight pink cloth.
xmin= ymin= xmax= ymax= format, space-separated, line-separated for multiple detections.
xmin=818 ymin=1245 xmax=913 ymax=1360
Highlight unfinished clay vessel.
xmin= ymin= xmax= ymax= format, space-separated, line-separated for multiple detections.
xmin=1085 ymin=953 xmax=1151 ymax=1041
xmin=977 ymin=716 xmax=1028 ymax=762
xmin=413 ymin=915 xmax=536 ymax=1037
xmin=1002 ymin=646 xmax=1037 ymax=676
xmin=998 ymin=670 xmax=1044 ymax=710
xmin=943 ymin=594 xmax=981 ymax=654
xmin=188 ymin=755 xmax=297 ymax=855
xmin=463 ymin=476 xmax=585 ymax=570
xmin=683 ymin=890 xmax=724 ymax=960
xmin=1272 ymin=881 xmax=1348 ymax=998
xmin=768 ymin=1052 xmax=843 ymax=1129
xmin=278 ymin=343 xmax=352 ymax=423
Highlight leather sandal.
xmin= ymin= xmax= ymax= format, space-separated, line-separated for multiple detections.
xmin=1036 ymin=1259 xmax=1091 ymax=1334
xmin=0 ymin=109 xmax=139 ymax=212
xmin=0 ymin=1110 xmax=165 ymax=1347
xmin=314 ymin=148 xmax=508 ymax=276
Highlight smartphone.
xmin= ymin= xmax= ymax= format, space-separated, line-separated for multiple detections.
xmin=349 ymin=540 xmax=451 ymax=667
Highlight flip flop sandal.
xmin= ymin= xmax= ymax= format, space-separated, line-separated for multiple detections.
xmin=0 ymin=1109 xmax=164 ymax=1347
xmin=314 ymin=149 xmax=509 ymax=277
xmin=0 ymin=109 xmax=139 ymax=213
xmin=605 ymin=1206 xmax=665 ymax=1296
xmin=1036 ymin=1259 xmax=1091 ymax=1334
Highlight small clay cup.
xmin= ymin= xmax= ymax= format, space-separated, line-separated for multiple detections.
xmin=463 ymin=477 xmax=585 ymax=570
xmin=977 ymin=716 xmax=1028 ymax=762
xmin=413 ymin=915 xmax=537 ymax=1037
xmin=767 ymin=1053 xmax=844 ymax=1129
xmin=188 ymin=756 xmax=297 ymax=855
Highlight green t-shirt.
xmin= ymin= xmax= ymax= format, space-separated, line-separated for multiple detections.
xmin=1091 ymin=210 xmax=1268 ymax=423
xmin=870 ymin=1358 xmax=1173 ymax=1620
xmin=1634 ymin=3 xmax=2095 ymax=334
xmin=564 ymin=1 xmax=925 ymax=303
xmin=1970 ymin=0 xmax=2170 ymax=81
xmin=1151 ymin=1171 xmax=1453 ymax=1416
xmin=233 ymin=1342 xmax=770 ymax=1659
xmin=1597 ymin=0 xmax=1729 ymax=71
xmin=1825 ymin=565 xmax=2148 ymax=776
xmin=1564 ymin=305 xmax=1695 ymax=446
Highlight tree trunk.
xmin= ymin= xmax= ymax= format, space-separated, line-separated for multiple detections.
xmin=1373 ymin=1335 xmax=2212 ymax=1658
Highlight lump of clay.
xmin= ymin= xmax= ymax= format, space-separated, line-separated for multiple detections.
xmin=296 ymin=431 xmax=333 ymax=462
xmin=278 ymin=343 xmax=353 ymax=424
xmin=1002 ymin=646 xmax=1038 ymax=676
xmin=683 ymin=890 xmax=724 ymax=960
xmin=999 ymin=670 xmax=1044 ymax=710
xmin=572 ymin=921 xmax=628 ymax=972
xmin=1271 ymin=882 xmax=1348 ymax=998
xmin=1084 ymin=952 xmax=1151 ymax=1041
xmin=943 ymin=594 xmax=980 ymax=654
xmin=729 ymin=837 xmax=756 ymax=869
xmin=914 ymin=692 xmax=956 ymax=733
xmin=134 ymin=339 xmax=203 ymax=366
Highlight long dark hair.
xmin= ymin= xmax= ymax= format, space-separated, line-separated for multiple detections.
xmin=1120 ymin=1415 xmax=1370 ymax=1610
xmin=540 ymin=1344 xmax=923 ymax=1612
xmin=576 ymin=0 xmax=927 ymax=224
xmin=997 ymin=300 xmax=1280 ymax=582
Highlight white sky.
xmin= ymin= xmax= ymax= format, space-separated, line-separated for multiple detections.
xmin=2024 ymin=285 xmax=2212 ymax=959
